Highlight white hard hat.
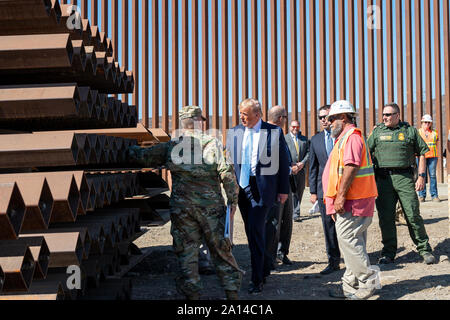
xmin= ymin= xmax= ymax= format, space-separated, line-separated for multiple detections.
xmin=328 ymin=100 xmax=358 ymax=118
xmin=421 ymin=114 xmax=433 ymax=122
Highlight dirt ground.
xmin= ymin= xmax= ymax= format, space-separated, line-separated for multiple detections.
xmin=128 ymin=183 xmax=449 ymax=300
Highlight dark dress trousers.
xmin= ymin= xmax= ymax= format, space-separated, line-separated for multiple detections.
xmin=308 ymin=130 xmax=341 ymax=265
xmin=226 ymin=121 xmax=290 ymax=286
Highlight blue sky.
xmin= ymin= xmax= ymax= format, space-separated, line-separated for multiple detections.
xmin=78 ymin=0 xmax=447 ymax=129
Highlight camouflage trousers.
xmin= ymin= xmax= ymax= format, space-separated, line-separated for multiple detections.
xmin=170 ymin=206 xmax=243 ymax=297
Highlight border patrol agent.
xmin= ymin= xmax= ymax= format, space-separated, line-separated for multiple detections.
xmin=367 ymin=103 xmax=436 ymax=265
xmin=127 ymin=106 xmax=243 ymax=300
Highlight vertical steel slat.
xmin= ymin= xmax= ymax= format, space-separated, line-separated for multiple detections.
xmin=182 ymin=0 xmax=189 ymax=106
xmin=102 ymin=0 xmax=108 ymax=36
xmin=132 ymin=0 xmax=139 ymax=112
xmin=211 ymin=0 xmax=219 ymax=129
xmin=299 ymin=0 xmax=307 ymax=135
xmin=319 ymin=0 xmax=327 ymax=107
xmin=280 ymin=0 xmax=288 ymax=132
xmin=201 ymin=0 xmax=208 ymax=129
xmin=386 ymin=0 xmax=394 ymax=103
xmin=81 ymin=0 xmax=88 ymax=19
xmin=309 ymin=0 xmax=317 ymax=135
xmin=261 ymin=0 xmax=268 ymax=121
xmin=444 ymin=0 xmax=450 ymax=149
xmin=222 ymin=0 xmax=229 ymax=139
xmin=251 ymin=0 xmax=258 ymax=99
xmin=122 ymin=0 xmax=129 ymax=103
xmin=192 ymin=0 xmax=199 ymax=106
xmin=376 ymin=0 xmax=384 ymax=123
xmin=329 ymin=0 xmax=336 ymax=102
xmin=290 ymin=0 xmax=298 ymax=122
xmin=151 ymin=0 xmax=157 ymax=128
xmin=348 ymin=0 xmax=356 ymax=107
xmin=358 ymin=0 xmax=367 ymax=136
xmin=433 ymin=0 xmax=443 ymax=182
xmin=270 ymin=0 xmax=278 ymax=106
xmin=91 ymin=0 xmax=98 ymax=26
xmin=161 ymin=0 xmax=169 ymax=133
xmin=338 ymin=0 xmax=345 ymax=100
xmin=112 ymin=0 xmax=118 ymax=61
xmin=142 ymin=0 xmax=149 ymax=127
xmin=414 ymin=0 xmax=423 ymax=126
xmin=395 ymin=0 xmax=404 ymax=120
xmin=367 ymin=0 xmax=376 ymax=130
xmin=241 ymin=0 xmax=249 ymax=101
xmin=231 ymin=0 xmax=239 ymax=127
xmin=423 ymin=0 xmax=433 ymax=116
xmin=405 ymin=0 xmax=414 ymax=125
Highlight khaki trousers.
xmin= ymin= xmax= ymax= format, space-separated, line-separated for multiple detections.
xmin=335 ymin=212 xmax=377 ymax=292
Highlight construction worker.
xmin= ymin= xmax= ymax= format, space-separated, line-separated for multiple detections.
xmin=367 ymin=103 xmax=436 ymax=265
xmin=323 ymin=100 xmax=380 ymax=300
xmin=127 ymin=106 xmax=243 ymax=300
xmin=417 ymin=114 xmax=440 ymax=202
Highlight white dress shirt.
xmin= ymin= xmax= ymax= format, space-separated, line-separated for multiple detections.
xmin=242 ymin=118 xmax=262 ymax=176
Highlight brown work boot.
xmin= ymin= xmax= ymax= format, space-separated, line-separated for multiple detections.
xmin=418 ymin=197 xmax=425 ymax=202
xmin=225 ymin=290 xmax=239 ymax=300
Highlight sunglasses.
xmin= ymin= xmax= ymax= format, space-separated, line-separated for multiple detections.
xmin=318 ymin=115 xmax=327 ymax=120
xmin=327 ymin=115 xmax=343 ymax=123
xmin=382 ymin=112 xmax=398 ymax=117
xmin=291 ymin=126 xmax=300 ymax=128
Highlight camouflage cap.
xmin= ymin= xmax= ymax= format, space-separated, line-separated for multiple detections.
xmin=179 ymin=105 xmax=207 ymax=120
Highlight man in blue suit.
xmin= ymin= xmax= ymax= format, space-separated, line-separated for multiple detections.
xmin=226 ymin=98 xmax=290 ymax=294
xmin=309 ymin=105 xmax=341 ymax=275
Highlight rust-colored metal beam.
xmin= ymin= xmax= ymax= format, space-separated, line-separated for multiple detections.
xmin=0 ymin=183 xmax=26 ymax=240
xmin=290 ymin=0 xmax=298 ymax=122
xmin=444 ymin=0 xmax=450 ymax=152
xmin=182 ymin=0 xmax=189 ymax=106
xmin=405 ymin=0 xmax=414 ymax=125
xmin=270 ymin=0 xmax=278 ymax=106
xmin=142 ymin=0 xmax=149 ymax=127
xmin=386 ymin=0 xmax=394 ymax=103
xmin=132 ymin=0 xmax=139 ymax=112
xmin=376 ymin=0 xmax=384 ymax=123
xmin=231 ymin=0 xmax=239 ymax=127
xmin=414 ymin=0 xmax=423 ymax=126
xmin=310 ymin=0 xmax=317 ymax=134
xmin=358 ymin=0 xmax=367 ymax=136
xmin=338 ymin=0 xmax=346 ymax=101
xmin=211 ymin=0 xmax=219 ymax=129
xmin=251 ymin=0 xmax=258 ymax=99
xmin=367 ymin=0 xmax=376 ymax=129
xmin=0 ymin=175 xmax=53 ymax=231
xmin=151 ymin=0 xmax=158 ymax=128
xmin=201 ymin=0 xmax=208 ymax=129
xmin=433 ymin=0 xmax=443 ymax=183
xmin=319 ymin=0 xmax=327 ymax=106
xmin=280 ymin=0 xmax=288 ymax=132
xmin=101 ymin=0 xmax=108 ymax=36
xmin=260 ymin=0 xmax=268 ymax=121
xmin=91 ymin=0 xmax=98 ymax=26
xmin=161 ymin=0 xmax=169 ymax=133
xmin=299 ymin=0 xmax=307 ymax=134
xmin=222 ymin=0 xmax=229 ymax=139
xmin=20 ymin=231 xmax=83 ymax=268
xmin=242 ymin=0 xmax=249 ymax=100
xmin=122 ymin=0 xmax=129 ymax=103
xmin=0 ymin=236 xmax=49 ymax=280
xmin=0 ymin=243 xmax=35 ymax=292
xmin=423 ymin=0 xmax=432 ymax=116
xmin=348 ymin=0 xmax=355 ymax=107
xmin=329 ymin=0 xmax=336 ymax=102
xmin=396 ymin=0 xmax=404 ymax=120
xmin=192 ymin=0 xmax=199 ymax=106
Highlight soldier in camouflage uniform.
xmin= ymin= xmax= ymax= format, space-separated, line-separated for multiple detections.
xmin=127 ymin=106 xmax=243 ymax=300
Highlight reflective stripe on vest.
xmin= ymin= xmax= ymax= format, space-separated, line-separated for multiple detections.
xmin=419 ymin=128 xmax=438 ymax=158
xmin=325 ymin=128 xmax=378 ymax=200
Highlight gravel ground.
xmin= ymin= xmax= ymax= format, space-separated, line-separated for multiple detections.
xmin=128 ymin=184 xmax=449 ymax=300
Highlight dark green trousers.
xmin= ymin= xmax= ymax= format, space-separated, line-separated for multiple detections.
xmin=375 ymin=172 xmax=432 ymax=259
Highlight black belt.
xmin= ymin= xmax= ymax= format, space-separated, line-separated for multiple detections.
xmin=376 ymin=167 xmax=413 ymax=175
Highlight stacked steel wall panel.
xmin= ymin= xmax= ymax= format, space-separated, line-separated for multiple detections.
xmin=0 ymin=0 xmax=171 ymax=300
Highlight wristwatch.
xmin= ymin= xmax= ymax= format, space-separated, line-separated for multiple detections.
xmin=418 ymin=173 xmax=426 ymax=178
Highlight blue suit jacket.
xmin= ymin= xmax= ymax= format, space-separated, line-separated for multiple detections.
xmin=308 ymin=130 xmax=330 ymax=199
xmin=226 ymin=121 xmax=290 ymax=208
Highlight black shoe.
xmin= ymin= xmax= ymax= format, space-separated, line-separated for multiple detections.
xmin=248 ymin=282 xmax=263 ymax=295
xmin=282 ymin=255 xmax=293 ymax=265
xmin=422 ymin=252 xmax=436 ymax=265
xmin=320 ymin=263 xmax=340 ymax=275
xmin=378 ymin=256 xmax=394 ymax=264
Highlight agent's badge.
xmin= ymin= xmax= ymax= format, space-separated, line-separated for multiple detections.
xmin=398 ymin=133 xmax=405 ymax=141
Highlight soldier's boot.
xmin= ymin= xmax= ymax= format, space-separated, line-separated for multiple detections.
xmin=185 ymin=292 xmax=200 ymax=300
xmin=225 ymin=290 xmax=239 ymax=300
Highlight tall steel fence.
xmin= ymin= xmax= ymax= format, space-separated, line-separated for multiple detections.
xmin=72 ymin=0 xmax=449 ymax=182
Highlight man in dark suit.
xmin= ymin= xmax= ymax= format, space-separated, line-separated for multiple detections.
xmin=308 ymin=105 xmax=341 ymax=275
xmin=285 ymin=120 xmax=310 ymax=222
xmin=226 ymin=98 xmax=290 ymax=294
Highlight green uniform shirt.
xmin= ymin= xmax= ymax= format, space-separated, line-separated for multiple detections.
xmin=127 ymin=130 xmax=239 ymax=209
xmin=367 ymin=122 xmax=429 ymax=168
